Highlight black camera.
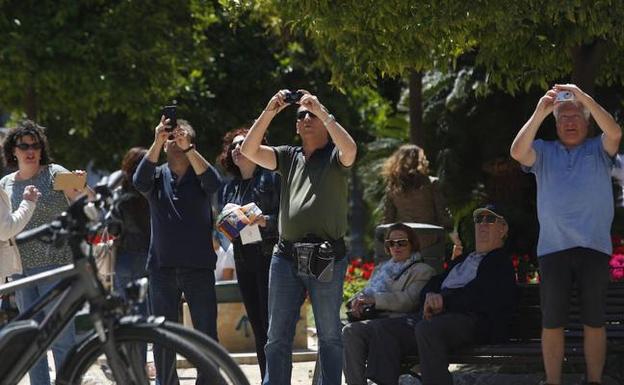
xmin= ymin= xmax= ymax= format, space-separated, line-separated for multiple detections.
xmin=284 ymin=90 xmax=303 ymax=104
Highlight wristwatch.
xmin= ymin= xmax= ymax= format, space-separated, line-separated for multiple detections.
xmin=182 ymin=144 xmax=195 ymax=153
xmin=323 ymin=114 xmax=335 ymax=126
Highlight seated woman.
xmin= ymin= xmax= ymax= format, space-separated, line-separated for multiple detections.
xmin=342 ymin=223 xmax=435 ymax=385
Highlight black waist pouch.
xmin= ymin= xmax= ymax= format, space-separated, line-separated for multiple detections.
xmin=293 ymin=241 xmax=335 ymax=283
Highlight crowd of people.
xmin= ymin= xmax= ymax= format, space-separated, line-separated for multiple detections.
xmin=0 ymin=83 xmax=620 ymax=385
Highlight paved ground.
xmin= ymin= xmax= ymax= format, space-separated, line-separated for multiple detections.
xmin=14 ymin=329 xmax=621 ymax=385
xmin=15 ymin=355 xmax=621 ymax=385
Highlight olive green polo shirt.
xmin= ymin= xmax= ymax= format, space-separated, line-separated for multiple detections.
xmin=272 ymin=143 xmax=350 ymax=242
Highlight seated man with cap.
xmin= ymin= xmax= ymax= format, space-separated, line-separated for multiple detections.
xmin=358 ymin=204 xmax=518 ymax=385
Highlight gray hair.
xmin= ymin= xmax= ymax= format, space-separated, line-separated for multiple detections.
xmin=553 ymin=101 xmax=590 ymax=122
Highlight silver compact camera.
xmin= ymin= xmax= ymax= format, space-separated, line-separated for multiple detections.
xmin=555 ymin=91 xmax=574 ymax=102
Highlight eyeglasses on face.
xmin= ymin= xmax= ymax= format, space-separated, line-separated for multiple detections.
xmin=296 ymin=110 xmax=316 ymax=120
xmin=15 ymin=142 xmax=42 ymax=151
xmin=384 ymin=239 xmax=409 ymax=248
xmin=473 ymin=214 xmax=499 ymax=224
xmin=230 ymin=139 xmax=244 ymax=150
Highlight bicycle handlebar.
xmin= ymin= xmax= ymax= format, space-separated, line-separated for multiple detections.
xmin=15 ymin=223 xmax=54 ymax=244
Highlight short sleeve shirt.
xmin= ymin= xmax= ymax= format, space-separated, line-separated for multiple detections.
xmin=273 ymin=142 xmax=350 ymax=241
xmin=0 ymin=164 xmax=72 ymax=269
xmin=524 ymin=136 xmax=614 ymax=256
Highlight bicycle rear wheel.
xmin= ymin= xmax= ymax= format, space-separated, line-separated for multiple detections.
xmin=57 ymin=322 xmax=239 ymax=385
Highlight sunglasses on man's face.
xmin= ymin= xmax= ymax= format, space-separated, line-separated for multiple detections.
xmin=296 ymin=110 xmax=316 ymax=120
xmin=15 ymin=142 xmax=42 ymax=151
xmin=473 ymin=214 xmax=499 ymax=224
xmin=384 ymin=239 xmax=409 ymax=248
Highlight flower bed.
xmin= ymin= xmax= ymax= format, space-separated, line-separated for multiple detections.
xmin=343 ymin=258 xmax=375 ymax=303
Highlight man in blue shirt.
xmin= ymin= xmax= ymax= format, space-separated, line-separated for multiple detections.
xmin=510 ymin=84 xmax=622 ymax=385
xmin=134 ymin=116 xmax=221 ymax=384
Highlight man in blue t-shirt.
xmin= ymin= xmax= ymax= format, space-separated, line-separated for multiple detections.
xmin=134 ymin=116 xmax=221 ymax=384
xmin=510 ymin=84 xmax=622 ymax=385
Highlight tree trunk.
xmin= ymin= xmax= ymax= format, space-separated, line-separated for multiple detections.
xmin=570 ymin=40 xmax=606 ymax=96
xmin=408 ymin=70 xmax=423 ymax=146
xmin=348 ymin=165 xmax=366 ymax=258
xmin=24 ymin=84 xmax=37 ymax=120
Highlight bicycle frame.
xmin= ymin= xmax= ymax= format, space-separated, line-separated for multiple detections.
xmin=0 ymin=255 xmax=110 ymax=383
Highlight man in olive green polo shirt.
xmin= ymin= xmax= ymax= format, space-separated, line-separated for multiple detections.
xmin=241 ymin=89 xmax=357 ymax=385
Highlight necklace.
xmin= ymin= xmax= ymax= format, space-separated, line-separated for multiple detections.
xmin=234 ymin=177 xmax=253 ymax=205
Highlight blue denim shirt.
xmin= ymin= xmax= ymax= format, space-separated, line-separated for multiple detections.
xmin=133 ymin=157 xmax=221 ymax=269
xmin=524 ymin=136 xmax=614 ymax=257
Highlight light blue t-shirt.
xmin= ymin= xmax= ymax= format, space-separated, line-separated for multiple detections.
xmin=524 ymin=136 xmax=614 ymax=257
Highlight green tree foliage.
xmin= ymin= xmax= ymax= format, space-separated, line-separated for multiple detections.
xmin=0 ymin=1 xmax=383 ymax=171
xmin=248 ymin=1 xmax=624 ymax=93
xmin=0 ymin=0 xmax=215 ymax=127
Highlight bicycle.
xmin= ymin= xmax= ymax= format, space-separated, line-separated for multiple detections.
xmin=0 ymin=179 xmax=249 ymax=385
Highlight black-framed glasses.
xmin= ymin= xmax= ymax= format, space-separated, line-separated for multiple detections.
xmin=384 ymin=239 xmax=409 ymax=248
xmin=296 ymin=110 xmax=316 ymax=120
xmin=15 ymin=142 xmax=42 ymax=151
xmin=473 ymin=214 xmax=499 ymax=224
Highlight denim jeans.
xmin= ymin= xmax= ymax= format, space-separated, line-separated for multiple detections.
xmin=114 ymin=250 xmax=149 ymax=317
xmin=149 ymin=267 xmax=217 ymax=385
xmin=15 ymin=264 xmax=77 ymax=385
xmin=263 ymin=255 xmax=347 ymax=385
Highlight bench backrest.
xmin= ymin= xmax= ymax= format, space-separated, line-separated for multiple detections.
xmin=509 ymin=282 xmax=624 ymax=342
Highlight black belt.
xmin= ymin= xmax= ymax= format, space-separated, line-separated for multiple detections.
xmin=277 ymin=236 xmax=346 ymax=261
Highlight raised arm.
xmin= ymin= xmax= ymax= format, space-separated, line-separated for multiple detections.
xmin=299 ymin=91 xmax=357 ymax=167
xmin=241 ymin=91 xmax=290 ymax=170
xmin=510 ymin=89 xmax=556 ymax=167
xmin=133 ymin=117 xmax=170 ymax=194
xmin=146 ymin=116 xmax=169 ymax=164
xmin=0 ymin=186 xmax=39 ymax=242
xmin=554 ymin=84 xmax=622 ymax=156
xmin=174 ymin=127 xmax=210 ymax=176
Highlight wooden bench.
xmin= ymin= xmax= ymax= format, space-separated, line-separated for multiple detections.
xmin=400 ymin=282 xmax=624 ymax=382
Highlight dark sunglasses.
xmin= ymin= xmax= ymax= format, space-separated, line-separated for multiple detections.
xmin=230 ymin=139 xmax=244 ymax=149
xmin=384 ymin=239 xmax=409 ymax=248
xmin=296 ymin=110 xmax=316 ymax=120
xmin=15 ymin=142 xmax=42 ymax=151
xmin=473 ymin=214 xmax=499 ymax=224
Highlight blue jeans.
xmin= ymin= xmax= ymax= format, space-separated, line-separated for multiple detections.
xmin=263 ymin=255 xmax=347 ymax=385
xmin=114 ymin=250 xmax=149 ymax=317
xmin=15 ymin=265 xmax=77 ymax=385
xmin=149 ymin=267 xmax=217 ymax=385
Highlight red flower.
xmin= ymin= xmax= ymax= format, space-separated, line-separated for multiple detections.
xmin=362 ymin=270 xmax=372 ymax=280
xmin=362 ymin=262 xmax=375 ymax=272
xmin=351 ymin=259 xmax=362 ymax=268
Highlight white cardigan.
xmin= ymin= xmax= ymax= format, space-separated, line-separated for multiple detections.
xmin=0 ymin=188 xmax=36 ymax=282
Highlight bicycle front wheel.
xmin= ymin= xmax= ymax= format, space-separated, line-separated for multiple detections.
xmin=57 ymin=322 xmax=230 ymax=385
xmin=158 ymin=321 xmax=249 ymax=385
